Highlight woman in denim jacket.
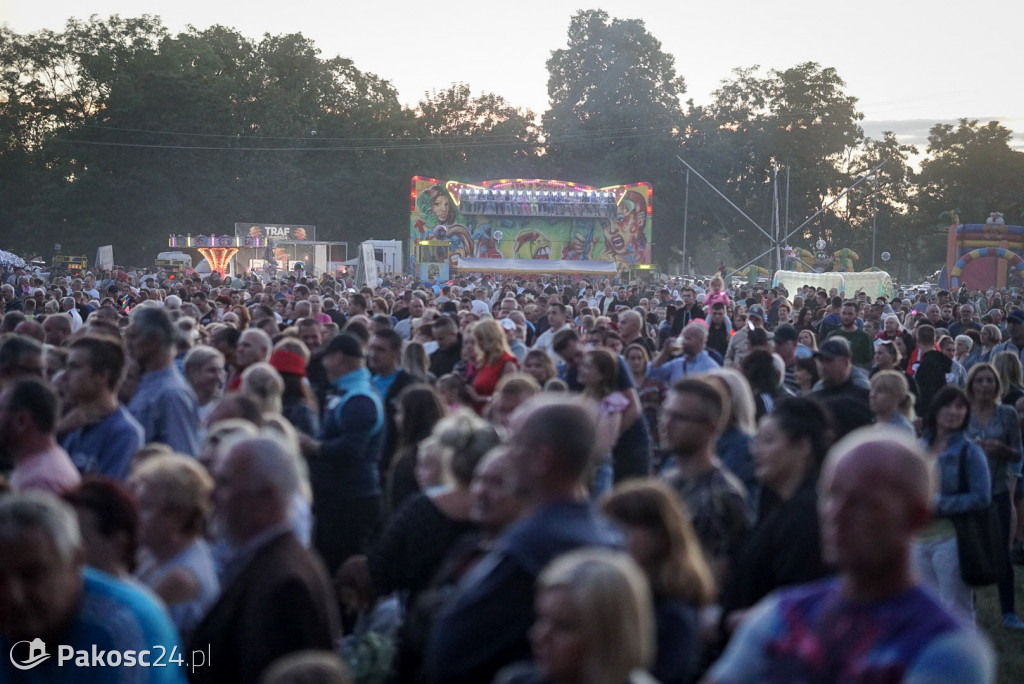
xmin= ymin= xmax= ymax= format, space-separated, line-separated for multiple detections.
xmin=965 ymin=362 xmax=1024 ymax=629
xmin=914 ymin=385 xmax=992 ymax=619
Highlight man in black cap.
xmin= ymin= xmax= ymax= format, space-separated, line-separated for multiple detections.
xmin=811 ymin=337 xmax=872 ymax=439
xmin=301 ymin=333 xmax=385 ymax=574
xmin=993 ymin=308 xmax=1024 ymax=363
xmin=772 ymin=324 xmax=801 ymax=393
xmin=724 ymin=304 xmax=770 ymax=368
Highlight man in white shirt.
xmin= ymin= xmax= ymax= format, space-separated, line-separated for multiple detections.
xmin=532 ymin=301 xmax=573 ymax=360
xmin=470 ymin=289 xmax=491 ymax=315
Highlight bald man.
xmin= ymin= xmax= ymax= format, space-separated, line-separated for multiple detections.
xmin=189 ymin=435 xmax=339 ymax=684
xmin=227 ymin=328 xmax=272 ymax=392
xmin=707 ymin=427 xmax=995 ymax=684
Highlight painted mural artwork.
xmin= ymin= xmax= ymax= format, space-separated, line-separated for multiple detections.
xmin=409 ymin=177 xmax=652 ymax=272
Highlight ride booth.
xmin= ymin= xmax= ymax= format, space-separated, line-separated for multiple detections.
xmin=415 ymin=240 xmax=451 ymax=283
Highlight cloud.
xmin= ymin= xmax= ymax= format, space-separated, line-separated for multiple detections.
xmin=862 ymin=117 xmax=1024 ymax=150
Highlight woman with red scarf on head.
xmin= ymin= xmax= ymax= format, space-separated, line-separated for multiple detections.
xmin=269 ymin=339 xmax=319 ymax=437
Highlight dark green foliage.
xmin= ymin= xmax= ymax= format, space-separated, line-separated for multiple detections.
xmin=0 ymin=12 xmax=1020 ymax=280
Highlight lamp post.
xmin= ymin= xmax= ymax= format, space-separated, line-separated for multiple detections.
xmin=871 ymin=173 xmax=878 ymax=268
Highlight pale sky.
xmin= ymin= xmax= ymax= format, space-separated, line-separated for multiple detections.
xmin=4 ymin=0 xmax=1023 ymax=150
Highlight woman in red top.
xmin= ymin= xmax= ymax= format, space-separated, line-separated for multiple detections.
xmin=466 ymin=318 xmax=518 ymax=413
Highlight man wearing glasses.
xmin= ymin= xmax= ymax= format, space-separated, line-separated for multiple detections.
xmin=661 ymin=378 xmax=751 ymax=587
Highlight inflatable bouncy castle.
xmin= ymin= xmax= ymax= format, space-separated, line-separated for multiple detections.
xmin=942 ymin=212 xmax=1024 ymax=290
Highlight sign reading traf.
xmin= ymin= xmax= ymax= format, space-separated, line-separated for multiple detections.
xmin=234 ymin=223 xmax=316 ymax=241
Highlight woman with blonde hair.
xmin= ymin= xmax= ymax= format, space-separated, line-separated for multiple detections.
xmin=372 ymin=296 xmax=391 ymax=317
xmin=240 ymin=361 xmax=284 ymax=416
xmin=964 ymin=362 xmax=1024 ymax=628
xmin=703 ymin=368 xmax=758 ymax=499
xmin=523 ymin=349 xmax=557 ymax=387
xmin=402 ymin=341 xmax=432 ymax=383
xmin=624 ymin=343 xmax=662 ymax=441
xmin=870 ymin=370 xmax=916 ymax=433
xmin=602 ymin=480 xmax=713 ymax=684
xmin=796 ymin=328 xmax=817 ymax=352
xmin=131 ymin=454 xmax=220 ymax=640
xmin=497 ymin=549 xmax=657 ymax=684
xmin=977 ymin=323 xmax=1003 ymax=366
xmin=467 ymin=318 xmax=519 ymax=412
xmin=992 ymin=350 xmax=1024 ymax=406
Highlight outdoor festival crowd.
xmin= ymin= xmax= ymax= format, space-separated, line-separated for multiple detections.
xmin=3 ymin=261 xmax=1023 ymax=683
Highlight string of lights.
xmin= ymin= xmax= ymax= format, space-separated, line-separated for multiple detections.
xmin=56 ymin=129 xmax=675 ymax=151
xmin=79 ymin=122 xmax=677 ymax=142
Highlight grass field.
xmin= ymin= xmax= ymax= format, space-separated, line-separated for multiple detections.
xmin=976 ymin=581 xmax=1024 ymax=684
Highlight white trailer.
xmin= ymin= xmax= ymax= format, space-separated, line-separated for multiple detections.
xmin=362 ymin=239 xmax=402 ymax=275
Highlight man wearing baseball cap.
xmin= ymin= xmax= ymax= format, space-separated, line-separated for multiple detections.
xmin=303 ymin=333 xmax=384 ymax=574
xmin=724 ymin=304 xmax=770 ymax=368
xmin=992 ymin=309 xmax=1024 ymax=363
xmin=811 ymin=337 xmax=872 ymax=439
xmin=772 ymin=324 xmax=801 ymax=393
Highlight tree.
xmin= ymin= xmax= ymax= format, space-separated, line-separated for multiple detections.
xmin=841 ymin=132 xmax=919 ymax=277
xmin=542 ymin=9 xmax=688 ymax=268
xmin=411 ymin=82 xmax=541 ymax=181
xmin=917 ymin=119 xmax=1024 ymax=225
xmin=0 ymin=16 xmax=170 ymax=258
xmin=0 ymin=16 xmax=414 ymax=263
xmin=681 ymin=63 xmax=865 ymax=268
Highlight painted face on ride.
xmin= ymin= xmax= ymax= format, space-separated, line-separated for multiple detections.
xmin=602 ymin=201 xmax=644 ymax=258
xmin=431 ymin=193 xmax=453 ymax=223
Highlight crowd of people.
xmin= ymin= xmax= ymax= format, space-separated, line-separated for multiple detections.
xmin=0 ymin=262 xmax=1015 ymax=682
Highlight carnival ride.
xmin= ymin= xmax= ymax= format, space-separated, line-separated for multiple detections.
xmin=409 ymin=177 xmax=652 ymax=280
xmin=168 ymin=234 xmax=259 ymax=276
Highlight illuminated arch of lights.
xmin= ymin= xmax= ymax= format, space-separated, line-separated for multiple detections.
xmin=196 ymin=247 xmax=239 ymax=275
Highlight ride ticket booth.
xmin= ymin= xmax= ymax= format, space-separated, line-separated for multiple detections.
xmin=416 ymin=240 xmax=451 ymax=283
xmin=52 ymin=255 xmax=88 ymax=277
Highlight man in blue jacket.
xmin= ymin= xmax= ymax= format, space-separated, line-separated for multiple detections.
xmin=304 ymin=333 xmax=384 ymax=575
xmin=426 ymin=396 xmax=622 ymax=683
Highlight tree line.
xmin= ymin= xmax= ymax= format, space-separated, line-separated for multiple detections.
xmin=2 ymin=10 xmax=1023 ymax=277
